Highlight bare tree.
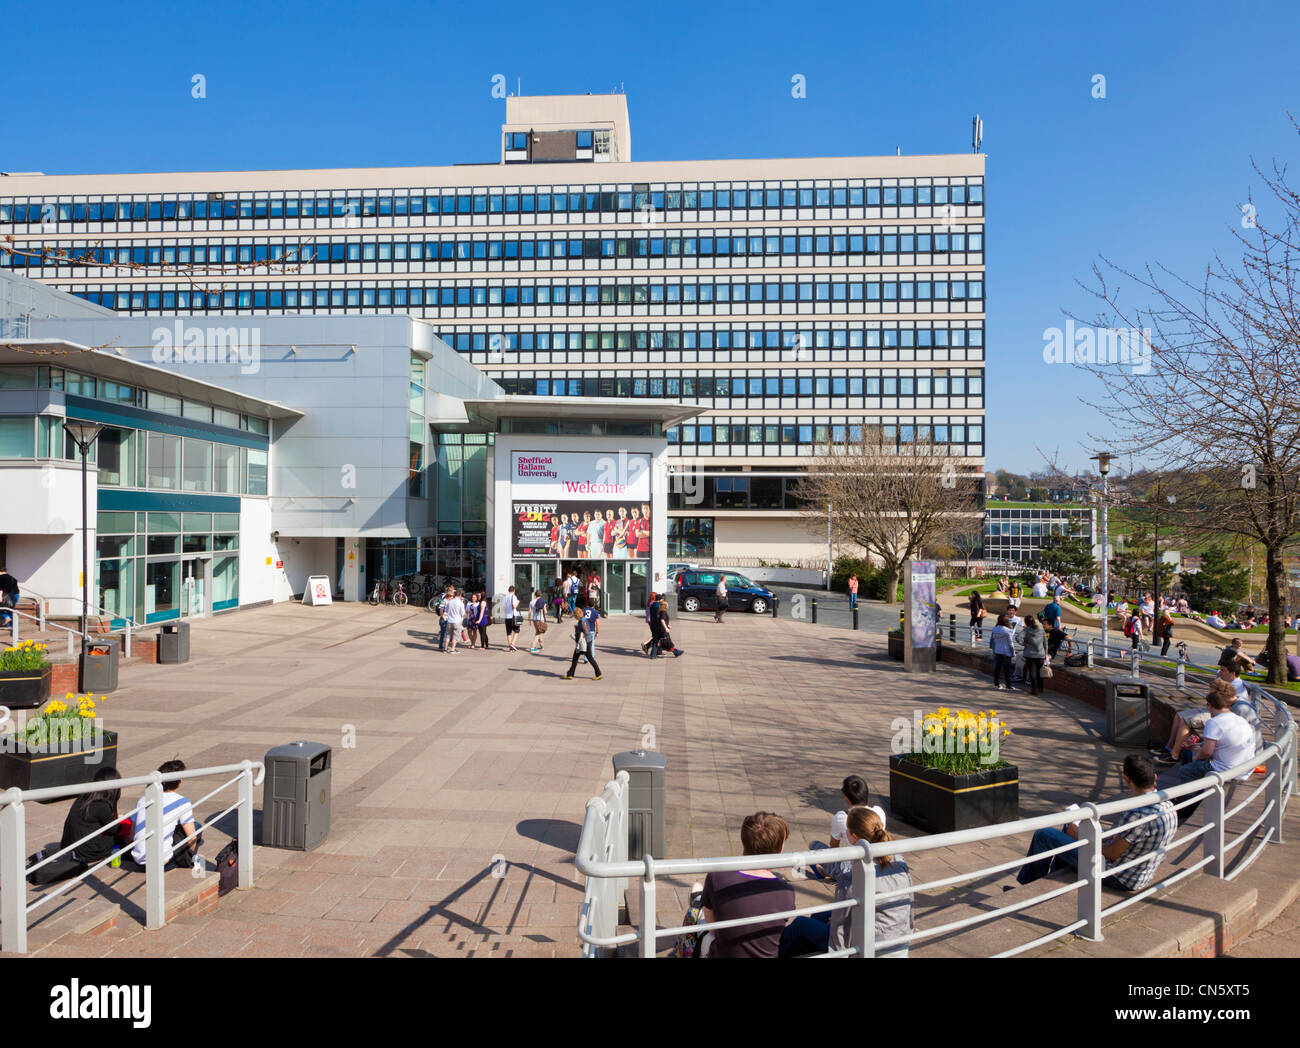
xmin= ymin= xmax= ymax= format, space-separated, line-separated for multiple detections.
xmin=1075 ymin=119 xmax=1300 ymax=684
xmin=795 ymin=428 xmax=981 ymax=604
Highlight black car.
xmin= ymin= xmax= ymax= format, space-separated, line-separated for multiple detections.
xmin=675 ymin=569 xmax=774 ymax=614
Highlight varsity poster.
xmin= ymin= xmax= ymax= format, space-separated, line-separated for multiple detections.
xmin=510 ymin=451 xmax=653 ymax=559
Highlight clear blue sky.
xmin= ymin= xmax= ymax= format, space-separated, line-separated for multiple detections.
xmin=8 ymin=0 xmax=1299 ymax=476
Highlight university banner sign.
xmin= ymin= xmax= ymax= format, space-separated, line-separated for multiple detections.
xmin=510 ymin=451 xmax=653 ymax=559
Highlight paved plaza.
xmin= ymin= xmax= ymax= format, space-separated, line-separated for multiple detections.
xmin=13 ymin=600 xmax=1298 ymax=958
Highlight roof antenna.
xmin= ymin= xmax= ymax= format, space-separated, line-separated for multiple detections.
xmin=896 ymin=146 xmax=901 ymax=156
xmin=517 ymin=77 xmax=521 ymax=96
xmin=971 ymin=113 xmax=983 ymax=153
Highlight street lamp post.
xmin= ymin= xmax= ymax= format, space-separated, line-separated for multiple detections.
xmin=1091 ymin=452 xmax=1113 ymax=654
xmin=62 ymin=421 xmax=104 ymax=659
xmin=826 ymin=502 xmax=833 ymax=591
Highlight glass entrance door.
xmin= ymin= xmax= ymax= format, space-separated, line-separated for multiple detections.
xmin=181 ymin=558 xmax=211 ymax=618
xmin=628 ymin=562 xmax=648 ymax=614
xmin=513 ymin=562 xmax=537 ymax=606
xmin=606 ymin=562 xmax=626 ymax=614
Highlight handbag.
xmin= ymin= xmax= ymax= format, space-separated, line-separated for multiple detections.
xmin=535 ymin=620 xmax=548 ymax=634
xmin=1042 ymin=661 xmax=1054 ymax=679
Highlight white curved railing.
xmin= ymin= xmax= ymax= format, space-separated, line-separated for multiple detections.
xmin=575 ymin=675 xmax=1294 ymax=958
xmin=0 ymin=761 xmax=264 ymax=954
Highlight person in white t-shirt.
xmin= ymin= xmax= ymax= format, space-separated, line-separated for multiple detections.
xmin=443 ymin=591 xmax=466 ymax=653
xmin=129 ymin=760 xmax=199 ymax=869
xmin=1167 ymin=682 xmax=1257 ymax=824
xmin=1032 ymin=578 xmax=1048 ymax=599
xmin=804 ymin=774 xmax=882 ymax=881
xmin=502 ymin=586 xmax=520 ymax=652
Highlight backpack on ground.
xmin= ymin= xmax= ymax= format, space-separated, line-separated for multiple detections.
xmin=214 ymin=840 xmax=239 ymax=895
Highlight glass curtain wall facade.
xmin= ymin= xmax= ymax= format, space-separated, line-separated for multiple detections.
xmin=0 ymin=123 xmax=986 ymax=558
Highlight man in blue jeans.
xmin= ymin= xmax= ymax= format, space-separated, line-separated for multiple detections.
xmin=434 ymin=586 xmax=453 ymax=651
xmin=566 ymin=571 xmax=580 ymax=616
xmin=1015 ymin=754 xmax=1177 ymax=891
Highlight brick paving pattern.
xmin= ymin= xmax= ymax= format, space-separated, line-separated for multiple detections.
xmin=11 ymin=600 xmax=1296 ymax=958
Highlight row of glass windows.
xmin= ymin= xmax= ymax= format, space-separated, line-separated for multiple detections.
xmin=434 ymin=432 xmax=490 ymax=532
xmin=667 ymin=518 xmax=715 ymax=559
xmin=8 ymin=228 xmax=983 ymax=267
xmin=986 ymin=508 xmax=1092 ymax=519
xmin=96 ymin=511 xmax=240 ymax=623
xmin=494 ymin=369 xmax=984 ymax=401
xmin=666 ymin=419 xmax=982 ymax=448
xmin=0 ymin=366 xmax=270 ymax=432
xmin=0 ymin=417 xmax=268 ymax=494
xmin=64 ymin=276 xmax=983 ymax=314
xmin=1 ymin=180 xmax=984 ymax=224
xmin=985 ymin=521 xmax=1093 ymax=539
xmin=449 ymin=323 xmax=984 ymax=354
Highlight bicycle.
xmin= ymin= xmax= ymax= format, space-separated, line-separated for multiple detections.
xmin=368 ymin=579 xmax=387 ymax=606
xmin=389 ymin=580 xmax=409 ymax=607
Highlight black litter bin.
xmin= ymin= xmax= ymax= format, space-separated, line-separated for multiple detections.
xmin=263 ymin=741 xmax=332 ymax=851
xmin=79 ymin=638 xmax=119 ymax=693
xmin=1106 ymin=679 xmax=1150 ymax=746
xmin=158 ymin=621 xmax=190 ymax=664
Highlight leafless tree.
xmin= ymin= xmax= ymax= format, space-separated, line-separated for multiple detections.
xmin=1075 ymin=118 xmax=1300 ymax=683
xmin=795 ymin=428 xmax=981 ymax=604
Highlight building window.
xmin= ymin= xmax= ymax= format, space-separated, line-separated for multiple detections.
xmin=668 ymin=518 xmax=714 ymax=559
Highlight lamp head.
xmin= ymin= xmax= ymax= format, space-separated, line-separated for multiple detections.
xmin=61 ymin=420 xmax=104 ymax=448
xmin=1090 ymin=451 xmax=1113 ymax=476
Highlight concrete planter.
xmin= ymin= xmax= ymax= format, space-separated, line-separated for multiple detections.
xmin=889 ymin=754 xmax=1019 ymax=834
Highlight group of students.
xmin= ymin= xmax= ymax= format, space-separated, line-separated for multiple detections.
xmin=682 ymin=775 xmax=912 ymax=959
xmin=432 ymin=586 xmax=524 ymax=653
xmin=28 ymin=760 xmax=202 ymax=886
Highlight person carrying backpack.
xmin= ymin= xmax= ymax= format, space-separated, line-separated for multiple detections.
xmin=1125 ymin=609 xmax=1144 ymax=651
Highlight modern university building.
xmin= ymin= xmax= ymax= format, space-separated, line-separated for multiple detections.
xmin=0 ymin=91 xmax=986 ymax=616
xmin=1 ymin=271 xmax=692 ymax=621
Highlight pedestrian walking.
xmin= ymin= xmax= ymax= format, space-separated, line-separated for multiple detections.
xmin=1157 ymin=608 xmax=1175 ymax=657
xmin=968 ymin=591 xmax=986 ymax=640
xmin=587 ymin=571 xmax=602 ymax=610
xmin=565 ymin=607 xmax=602 ymax=680
xmin=503 ymin=585 xmax=520 ymax=651
xmin=529 ymin=590 xmax=549 ymax=652
xmin=714 ymin=575 xmax=728 ymax=623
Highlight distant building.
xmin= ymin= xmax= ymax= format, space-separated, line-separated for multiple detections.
xmin=983 ymin=505 xmax=1096 ymax=565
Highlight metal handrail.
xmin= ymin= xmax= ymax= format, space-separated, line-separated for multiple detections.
xmin=575 ymin=682 xmax=1294 ymax=958
xmin=0 ymin=760 xmax=265 ymax=954
xmin=8 ymin=600 xmax=145 ymax=658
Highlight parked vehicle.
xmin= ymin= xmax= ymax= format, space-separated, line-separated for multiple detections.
xmin=676 ymin=569 xmax=774 ymax=614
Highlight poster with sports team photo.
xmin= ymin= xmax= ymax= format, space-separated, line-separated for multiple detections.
xmin=510 ymin=451 xmax=653 ymax=559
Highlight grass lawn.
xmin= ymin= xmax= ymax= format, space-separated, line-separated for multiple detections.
xmin=949 ymin=582 xmax=1001 ymax=596
xmin=1243 ymin=674 xmax=1300 ymax=694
